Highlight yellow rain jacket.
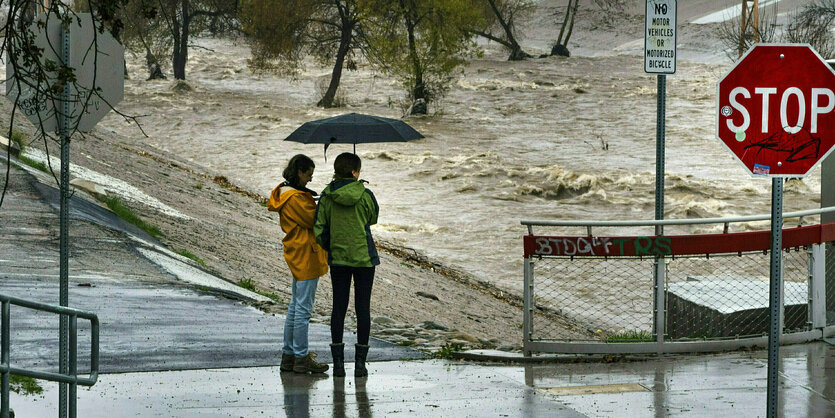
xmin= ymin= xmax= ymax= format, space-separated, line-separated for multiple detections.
xmin=268 ymin=184 xmax=328 ymax=281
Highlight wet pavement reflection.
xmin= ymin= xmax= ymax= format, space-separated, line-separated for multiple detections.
xmin=9 ymin=344 xmax=835 ymax=416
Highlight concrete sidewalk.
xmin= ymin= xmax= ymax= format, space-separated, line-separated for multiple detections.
xmin=4 ymin=149 xmax=835 ymax=417
xmin=7 ymin=342 xmax=835 ymax=416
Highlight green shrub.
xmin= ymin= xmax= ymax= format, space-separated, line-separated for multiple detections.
xmin=9 ymin=130 xmax=27 ymax=152
xmin=10 ymin=375 xmax=43 ymax=396
xmin=238 ymin=278 xmax=256 ymax=291
xmin=18 ymin=155 xmax=49 ymax=173
xmin=433 ymin=343 xmax=464 ymax=359
xmin=175 ymin=249 xmax=206 ymax=266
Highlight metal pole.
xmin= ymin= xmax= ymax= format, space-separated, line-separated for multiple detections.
xmin=653 ymin=74 xmax=666 ymax=341
xmin=767 ymin=177 xmax=783 ymax=418
xmin=69 ymin=315 xmax=77 ymax=418
xmin=655 ymin=74 xmax=666 ymax=234
xmin=59 ymin=22 xmax=71 ymax=418
xmin=523 ymin=258 xmax=533 ymax=357
xmin=2 ymin=301 xmax=9 ymax=418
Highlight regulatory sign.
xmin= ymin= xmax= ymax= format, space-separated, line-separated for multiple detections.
xmin=716 ymin=44 xmax=835 ymax=177
xmin=645 ymin=0 xmax=677 ymax=74
xmin=6 ymin=13 xmax=124 ymax=133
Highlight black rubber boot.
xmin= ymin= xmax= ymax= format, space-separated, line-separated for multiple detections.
xmin=355 ymin=344 xmax=369 ymax=377
xmin=331 ymin=343 xmax=345 ymax=377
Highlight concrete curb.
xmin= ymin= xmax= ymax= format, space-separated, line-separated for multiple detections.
xmin=453 ymin=349 xmax=657 ymax=364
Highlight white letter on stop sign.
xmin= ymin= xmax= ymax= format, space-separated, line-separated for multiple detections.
xmin=781 ymin=87 xmax=805 ymax=134
xmin=812 ymin=88 xmax=835 ymax=133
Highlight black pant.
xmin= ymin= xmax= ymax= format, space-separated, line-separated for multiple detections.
xmin=330 ymin=265 xmax=375 ymax=345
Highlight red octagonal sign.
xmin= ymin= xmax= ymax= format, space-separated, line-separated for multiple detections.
xmin=716 ymin=44 xmax=835 ymax=177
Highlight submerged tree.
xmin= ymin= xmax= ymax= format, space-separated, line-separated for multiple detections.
xmin=362 ymin=0 xmax=482 ymax=115
xmin=551 ymin=0 xmax=625 ymax=57
xmin=154 ymin=0 xmax=238 ymax=80
xmin=119 ymin=1 xmax=170 ymax=79
xmin=240 ymin=0 xmax=364 ymax=108
xmin=468 ymin=0 xmax=534 ymax=61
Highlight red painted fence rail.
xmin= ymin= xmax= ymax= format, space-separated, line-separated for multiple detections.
xmin=524 ymin=222 xmax=835 ymax=258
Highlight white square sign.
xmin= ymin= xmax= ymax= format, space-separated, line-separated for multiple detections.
xmin=645 ymin=0 xmax=677 ymax=74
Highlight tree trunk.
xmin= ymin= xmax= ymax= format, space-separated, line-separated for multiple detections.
xmin=318 ymin=20 xmax=354 ymax=108
xmin=563 ymin=0 xmax=580 ymax=46
xmin=404 ymin=6 xmax=425 ymax=114
xmin=486 ymin=0 xmax=530 ymax=61
xmin=172 ymin=0 xmax=190 ymax=80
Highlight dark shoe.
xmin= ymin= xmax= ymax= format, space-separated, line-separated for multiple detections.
xmin=355 ymin=344 xmax=369 ymax=377
xmin=293 ymin=352 xmax=329 ymax=374
xmin=280 ymin=353 xmax=295 ymax=372
xmin=331 ymin=343 xmax=346 ymax=377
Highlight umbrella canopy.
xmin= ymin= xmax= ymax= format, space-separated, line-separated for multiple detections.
xmin=284 ymin=113 xmax=424 ymax=154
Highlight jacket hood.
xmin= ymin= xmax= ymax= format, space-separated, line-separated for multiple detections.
xmin=268 ymin=185 xmax=308 ymax=212
xmin=323 ymin=179 xmax=366 ymax=206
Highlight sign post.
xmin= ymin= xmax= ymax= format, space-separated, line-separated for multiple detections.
xmin=716 ymin=44 xmax=835 ymax=418
xmin=645 ymin=0 xmax=676 ymax=345
xmin=5 ymin=12 xmax=124 ymax=418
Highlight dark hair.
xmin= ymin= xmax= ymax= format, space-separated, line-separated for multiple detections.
xmin=333 ymin=152 xmax=361 ymax=180
xmin=282 ymin=154 xmax=315 ymax=189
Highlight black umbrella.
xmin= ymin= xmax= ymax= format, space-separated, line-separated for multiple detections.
xmin=284 ymin=112 xmax=424 ymax=155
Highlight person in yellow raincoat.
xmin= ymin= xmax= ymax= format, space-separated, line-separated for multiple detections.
xmin=268 ymin=154 xmax=330 ymax=374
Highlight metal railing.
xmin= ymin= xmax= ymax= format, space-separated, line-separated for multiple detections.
xmin=521 ymin=207 xmax=835 ymax=355
xmin=1 ymin=294 xmax=99 ymax=418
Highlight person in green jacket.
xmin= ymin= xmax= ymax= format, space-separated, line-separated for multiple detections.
xmin=314 ymin=152 xmax=379 ymax=378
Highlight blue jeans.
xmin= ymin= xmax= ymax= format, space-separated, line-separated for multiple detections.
xmin=282 ymin=277 xmax=320 ymax=357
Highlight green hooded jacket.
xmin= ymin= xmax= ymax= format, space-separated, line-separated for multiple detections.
xmin=314 ymin=178 xmax=380 ymax=267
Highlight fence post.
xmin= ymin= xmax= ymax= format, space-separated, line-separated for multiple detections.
xmin=654 ymin=258 xmax=666 ymax=352
xmin=523 ymin=258 xmax=533 ymax=357
xmin=69 ymin=314 xmax=78 ymax=418
xmin=2 ymin=300 xmax=9 ymax=418
xmin=810 ymin=244 xmax=826 ymax=329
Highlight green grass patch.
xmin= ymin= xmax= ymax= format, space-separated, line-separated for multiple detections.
xmin=10 ymin=130 xmax=27 ymax=152
xmin=258 ymin=201 xmax=267 ymax=207
xmin=256 ymin=291 xmax=282 ymax=303
xmin=237 ymin=278 xmax=256 ymax=291
xmin=175 ymin=248 xmax=206 ymax=266
xmin=103 ymin=197 xmax=163 ymax=239
xmin=397 ymin=340 xmax=416 ymax=347
xmin=18 ymin=154 xmax=49 ymax=173
xmin=606 ymin=330 xmax=653 ymax=343
xmin=10 ymin=374 xmax=44 ymax=396
xmin=432 ymin=343 xmax=464 ymax=359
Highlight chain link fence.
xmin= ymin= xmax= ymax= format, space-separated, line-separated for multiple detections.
xmin=532 ymin=256 xmax=654 ymax=342
xmin=529 ymin=249 xmax=814 ymax=343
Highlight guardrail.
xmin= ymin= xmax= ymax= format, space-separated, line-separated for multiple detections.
xmin=1 ymin=294 xmax=99 ymax=418
xmin=521 ymin=208 xmax=835 ymax=355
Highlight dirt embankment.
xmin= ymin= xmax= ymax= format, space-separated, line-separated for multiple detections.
xmin=1 ymin=107 xmax=592 ymax=351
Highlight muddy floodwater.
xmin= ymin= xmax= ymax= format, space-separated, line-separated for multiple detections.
xmin=85 ymin=1 xmax=824 ymax=333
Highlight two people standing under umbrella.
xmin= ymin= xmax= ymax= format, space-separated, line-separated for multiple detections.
xmin=270 ymin=152 xmax=379 ymax=377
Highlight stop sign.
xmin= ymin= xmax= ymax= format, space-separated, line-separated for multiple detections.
xmin=6 ymin=13 xmax=124 ymax=133
xmin=716 ymin=44 xmax=835 ymax=177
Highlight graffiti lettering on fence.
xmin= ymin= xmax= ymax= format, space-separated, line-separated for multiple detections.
xmin=612 ymin=236 xmax=672 ymax=256
xmin=535 ymin=237 xmax=613 ymax=256
xmin=533 ymin=236 xmax=672 ymax=257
